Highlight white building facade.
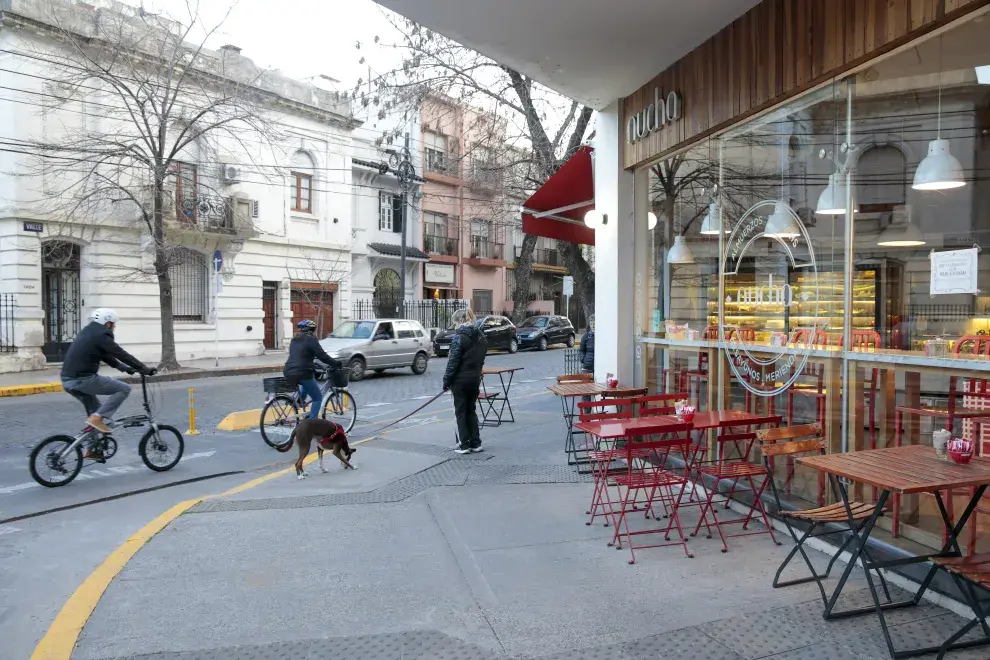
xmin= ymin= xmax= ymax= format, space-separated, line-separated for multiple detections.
xmin=0 ymin=0 xmax=362 ymax=372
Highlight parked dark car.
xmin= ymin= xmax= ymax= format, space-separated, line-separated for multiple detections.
xmin=433 ymin=315 xmax=518 ymax=357
xmin=516 ymin=315 xmax=575 ymax=351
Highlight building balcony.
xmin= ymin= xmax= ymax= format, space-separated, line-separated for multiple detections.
xmin=515 ymin=246 xmax=564 ymax=268
xmin=424 ymin=234 xmax=460 ymax=264
xmin=466 ymin=238 xmax=506 ymax=267
xmin=162 ymin=192 xmax=257 ymax=238
xmin=468 ymin=165 xmax=500 ymax=191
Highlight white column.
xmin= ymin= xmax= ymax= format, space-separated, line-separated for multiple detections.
xmin=593 ymin=102 xmax=635 ymax=384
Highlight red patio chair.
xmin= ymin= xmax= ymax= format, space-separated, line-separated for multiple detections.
xmin=578 ymin=399 xmax=634 ymax=527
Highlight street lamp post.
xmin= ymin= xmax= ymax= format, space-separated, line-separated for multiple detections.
xmin=392 ymin=133 xmax=416 ymax=316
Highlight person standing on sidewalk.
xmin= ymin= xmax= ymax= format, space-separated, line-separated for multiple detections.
xmin=579 ymin=315 xmax=595 ymax=374
xmin=442 ymin=308 xmax=487 ymax=454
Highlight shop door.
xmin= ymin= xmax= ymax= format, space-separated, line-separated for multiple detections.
xmin=290 ymin=289 xmax=334 ymax=338
xmin=262 ymin=281 xmax=278 ymax=350
xmin=41 ymin=241 xmax=82 ymax=363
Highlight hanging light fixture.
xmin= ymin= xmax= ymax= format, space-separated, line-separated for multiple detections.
xmin=699 ymin=202 xmax=723 ymax=235
xmin=647 ymin=211 xmax=657 ymax=231
xmin=816 ymin=173 xmax=849 ymax=215
xmin=765 ymin=201 xmax=802 ymax=239
xmin=913 ymin=35 xmax=966 ymax=191
xmin=877 ymin=205 xmax=926 ymax=247
xmin=667 ymin=235 xmax=695 ymax=264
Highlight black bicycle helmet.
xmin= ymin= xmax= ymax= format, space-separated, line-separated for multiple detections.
xmin=297 ymin=319 xmax=317 ymax=332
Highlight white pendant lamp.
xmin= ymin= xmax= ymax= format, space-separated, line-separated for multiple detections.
xmin=584 ymin=210 xmax=608 ymax=228
xmin=877 ymin=205 xmax=926 ymax=247
xmin=816 ymin=173 xmax=848 ymax=215
xmin=913 ymin=139 xmax=965 ymax=190
xmin=699 ymin=202 xmax=723 ymax=235
xmin=765 ymin=201 xmax=801 ymax=239
xmin=913 ymin=35 xmax=966 ymax=191
xmin=667 ymin=235 xmax=695 ymax=264
xmin=647 ymin=211 xmax=657 ymax=231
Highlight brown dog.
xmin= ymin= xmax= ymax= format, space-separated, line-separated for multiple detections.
xmin=276 ymin=418 xmax=356 ymax=478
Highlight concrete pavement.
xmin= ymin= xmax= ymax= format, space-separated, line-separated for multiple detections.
xmin=36 ymin=393 xmax=980 ymax=660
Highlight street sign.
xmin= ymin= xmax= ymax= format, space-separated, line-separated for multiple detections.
xmin=22 ymin=222 xmax=43 ymax=233
xmin=212 ymin=249 xmax=223 ymax=274
xmin=562 ymin=275 xmax=574 ymax=297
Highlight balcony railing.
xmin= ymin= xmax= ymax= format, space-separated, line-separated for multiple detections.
xmin=424 ymin=234 xmax=459 ymax=257
xmin=515 ymin=246 xmax=561 ymax=267
xmin=469 ymin=237 xmax=504 ymax=260
xmin=425 ymin=150 xmax=458 ymax=177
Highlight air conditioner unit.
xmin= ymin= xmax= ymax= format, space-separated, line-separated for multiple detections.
xmin=221 ymin=164 xmax=241 ymax=183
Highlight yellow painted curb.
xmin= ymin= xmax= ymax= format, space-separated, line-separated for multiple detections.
xmin=0 ymin=382 xmax=63 ymax=398
xmin=216 ymin=408 xmax=264 ymax=431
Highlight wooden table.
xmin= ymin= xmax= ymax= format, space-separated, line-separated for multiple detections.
xmin=479 ymin=366 xmax=523 ymax=427
xmin=549 ymin=382 xmax=634 ymax=470
xmin=797 ymin=445 xmax=990 ymax=659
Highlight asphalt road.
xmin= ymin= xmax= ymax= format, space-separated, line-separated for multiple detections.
xmin=0 ymin=347 xmax=568 ymax=659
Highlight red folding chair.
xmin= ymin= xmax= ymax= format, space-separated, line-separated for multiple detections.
xmin=636 ymin=393 xmax=689 ymax=416
xmin=578 ymin=399 xmax=634 ymax=527
xmin=606 ymin=420 xmax=695 ymax=563
xmin=692 ymin=415 xmax=782 ymax=553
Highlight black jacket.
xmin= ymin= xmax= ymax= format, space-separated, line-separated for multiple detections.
xmin=579 ymin=330 xmax=595 ymax=371
xmin=283 ymin=332 xmax=340 ymax=380
xmin=61 ymin=322 xmax=147 ymax=381
xmin=443 ymin=323 xmax=487 ymax=389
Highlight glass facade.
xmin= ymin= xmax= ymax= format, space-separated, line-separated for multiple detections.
xmin=637 ymin=11 xmax=990 ymax=553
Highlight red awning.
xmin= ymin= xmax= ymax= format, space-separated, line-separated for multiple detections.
xmin=522 ymin=145 xmax=595 ymax=246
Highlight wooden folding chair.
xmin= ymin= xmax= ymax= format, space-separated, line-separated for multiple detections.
xmin=758 ymin=424 xmax=892 ymax=607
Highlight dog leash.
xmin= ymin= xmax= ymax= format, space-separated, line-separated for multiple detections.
xmin=353 ymin=389 xmax=447 ymax=439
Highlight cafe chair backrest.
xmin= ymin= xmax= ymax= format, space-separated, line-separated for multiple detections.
xmin=621 ymin=421 xmax=693 ymax=459
xmin=557 ymin=373 xmax=593 ymax=384
xmin=716 ymin=415 xmax=782 ymax=462
xmin=756 ymin=423 xmax=824 ymax=455
xmin=789 ymin=328 xmax=828 ymax=347
xmin=636 ymin=393 xmax=689 ymax=416
xmin=955 ymin=335 xmax=990 ymax=357
xmin=839 ymin=330 xmax=882 ymax=350
xmin=577 ymin=398 xmax=634 ymax=422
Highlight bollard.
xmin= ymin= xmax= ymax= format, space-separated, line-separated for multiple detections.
xmin=186 ymin=387 xmax=200 ymax=435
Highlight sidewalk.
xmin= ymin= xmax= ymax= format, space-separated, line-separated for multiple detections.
xmin=0 ymin=353 xmax=285 ymax=397
xmin=70 ymin=394 xmax=979 ymax=660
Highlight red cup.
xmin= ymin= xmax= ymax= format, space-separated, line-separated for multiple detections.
xmin=682 ymin=411 xmax=695 ymax=423
xmin=607 ymin=378 xmax=619 ymax=388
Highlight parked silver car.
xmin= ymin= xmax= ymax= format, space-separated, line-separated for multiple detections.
xmin=320 ymin=319 xmax=432 ymax=381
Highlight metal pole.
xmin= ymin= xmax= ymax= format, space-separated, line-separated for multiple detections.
xmin=396 ymin=132 xmax=416 ymax=319
xmin=214 ymin=279 xmax=220 ymax=367
xmin=400 ymin=189 xmax=407 ymax=313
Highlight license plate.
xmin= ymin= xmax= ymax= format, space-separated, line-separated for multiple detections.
xmin=438 ymin=344 xmax=449 ymax=350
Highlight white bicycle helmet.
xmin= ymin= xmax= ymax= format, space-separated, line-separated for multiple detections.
xmin=90 ymin=308 xmax=119 ymax=325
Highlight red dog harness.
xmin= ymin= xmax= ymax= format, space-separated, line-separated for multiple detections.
xmin=317 ymin=422 xmax=347 ymax=448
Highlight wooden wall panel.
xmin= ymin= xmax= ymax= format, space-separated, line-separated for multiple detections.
xmin=622 ymin=0 xmax=990 ymax=169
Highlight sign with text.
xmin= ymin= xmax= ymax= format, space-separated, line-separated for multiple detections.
xmin=424 ymin=263 xmax=454 ymax=284
xmin=562 ymin=275 xmax=574 ymax=297
xmin=627 ymin=87 xmax=683 ymax=144
xmin=930 ymin=248 xmax=978 ymax=296
xmin=721 ymin=200 xmax=818 ymax=398
xmin=22 ymin=222 xmax=43 ymax=233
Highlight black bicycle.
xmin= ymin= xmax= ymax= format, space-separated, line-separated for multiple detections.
xmin=259 ymin=365 xmax=357 ymax=448
xmin=29 ymin=375 xmax=185 ymax=487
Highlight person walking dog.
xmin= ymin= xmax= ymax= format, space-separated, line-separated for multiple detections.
xmin=443 ymin=307 xmax=487 ymax=454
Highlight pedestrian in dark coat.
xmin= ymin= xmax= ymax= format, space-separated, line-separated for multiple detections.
xmin=443 ymin=308 xmax=487 ymax=453
xmin=579 ymin=314 xmax=595 ymax=374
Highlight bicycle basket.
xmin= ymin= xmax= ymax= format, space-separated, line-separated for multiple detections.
xmin=329 ymin=367 xmax=349 ymax=388
xmin=262 ymin=377 xmax=297 ymax=394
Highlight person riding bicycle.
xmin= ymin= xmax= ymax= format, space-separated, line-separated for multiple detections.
xmin=283 ymin=320 xmax=342 ymax=419
xmin=61 ymin=308 xmax=155 ymax=442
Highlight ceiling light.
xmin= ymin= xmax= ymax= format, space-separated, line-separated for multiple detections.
xmin=877 ymin=205 xmax=926 ymax=247
xmin=647 ymin=211 xmax=657 ymax=231
xmin=667 ymin=235 xmax=695 ymax=264
xmin=765 ymin=201 xmax=802 ymax=239
xmin=816 ymin=173 xmax=848 ymax=215
xmin=912 ymin=139 xmax=965 ymax=190
xmin=699 ymin=203 xmax=723 ymax=235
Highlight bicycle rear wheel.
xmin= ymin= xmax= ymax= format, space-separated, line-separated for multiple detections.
xmin=140 ymin=425 xmax=184 ymax=471
xmin=30 ymin=435 xmax=83 ymax=487
xmin=261 ymin=394 xmax=298 ymax=447
xmin=322 ymin=390 xmax=357 ymax=434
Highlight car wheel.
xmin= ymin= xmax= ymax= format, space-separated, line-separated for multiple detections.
xmin=566 ymin=334 xmax=576 ymax=348
xmin=411 ymin=352 xmax=429 ymax=375
xmin=348 ymin=356 xmax=366 ymax=381
xmin=508 ymin=338 xmax=518 ymax=354
xmin=539 ymin=336 xmax=548 ymax=351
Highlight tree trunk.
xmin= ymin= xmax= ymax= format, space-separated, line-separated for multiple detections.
xmin=559 ymin=241 xmax=595 ymax=323
xmin=511 ymin=233 xmax=538 ymax=323
xmin=153 ymin=187 xmax=180 ymax=371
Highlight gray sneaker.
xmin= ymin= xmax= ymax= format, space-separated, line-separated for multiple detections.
xmin=454 ymin=446 xmax=472 ymax=455
xmin=469 ymin=444 xmax=484 ymax=453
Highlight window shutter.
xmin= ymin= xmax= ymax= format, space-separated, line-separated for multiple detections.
xmin=392 ymin=195 xmax=403 ymax=234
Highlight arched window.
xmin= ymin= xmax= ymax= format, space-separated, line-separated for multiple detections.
xmin=373 ymin=268 xmax=401 ymax=318
xmin=856 ymin=145 xmax=907 ymax=213
xmin=290 ymin=151 xmax=315 ymax=213
xmin=168 ymin=248 xmax=208 ymax=322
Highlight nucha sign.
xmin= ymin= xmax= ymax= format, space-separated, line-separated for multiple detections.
xmin=627 ymin=87 xmax=682 ymax=144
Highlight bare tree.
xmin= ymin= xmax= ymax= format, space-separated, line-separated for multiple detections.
xmin=7 ymin=0 xmax=284 ymax=370
xmin=357 ymin=15 xmax=595 ymax=322
xmin=284 ymin=249 xmax=352 ymax=339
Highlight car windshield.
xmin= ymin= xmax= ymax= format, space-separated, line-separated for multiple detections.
xmin=520 ymin=317 xmax=548 ymax=328
xmin=329 ymin=321 xmax=375 ymax=339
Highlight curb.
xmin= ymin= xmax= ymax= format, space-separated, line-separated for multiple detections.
xmin=217 ymin=408 xmax=264 ymax=431
xmin=0 ymin=364 xmax=282 ymax=399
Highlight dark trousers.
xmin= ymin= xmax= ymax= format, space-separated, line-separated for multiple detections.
xmin=451 ymin=383 xmax=481 ymax=448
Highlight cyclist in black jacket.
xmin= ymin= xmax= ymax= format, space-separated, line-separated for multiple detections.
xmin=283 ymin=320 xmax=342 ymax=419
xmin=442 ymin=308 xmax=487 ymax=454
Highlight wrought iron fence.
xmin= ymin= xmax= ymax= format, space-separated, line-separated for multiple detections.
xmin=563 ymin=348 xmax=581 ymax=375
xmin=351 ymin=298 xmax=470 ymax=329
xmin=424 ymin=234 xmax=459 ymax=257
xmin=469 ymin=237 xmax=504 ymax=260
xmin=0 ymin=294 xmax=15 ymax=353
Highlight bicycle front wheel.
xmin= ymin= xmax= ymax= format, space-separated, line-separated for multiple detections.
xmin=140 ymin=425 xmax=184 ymax=471
xmin=30 ymin=435 xmax=83 ymax=487
xmin=322 ymin=390 xmax=357 ymax=434
xmin=260 ymin=394 xmax=298 ymax=448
